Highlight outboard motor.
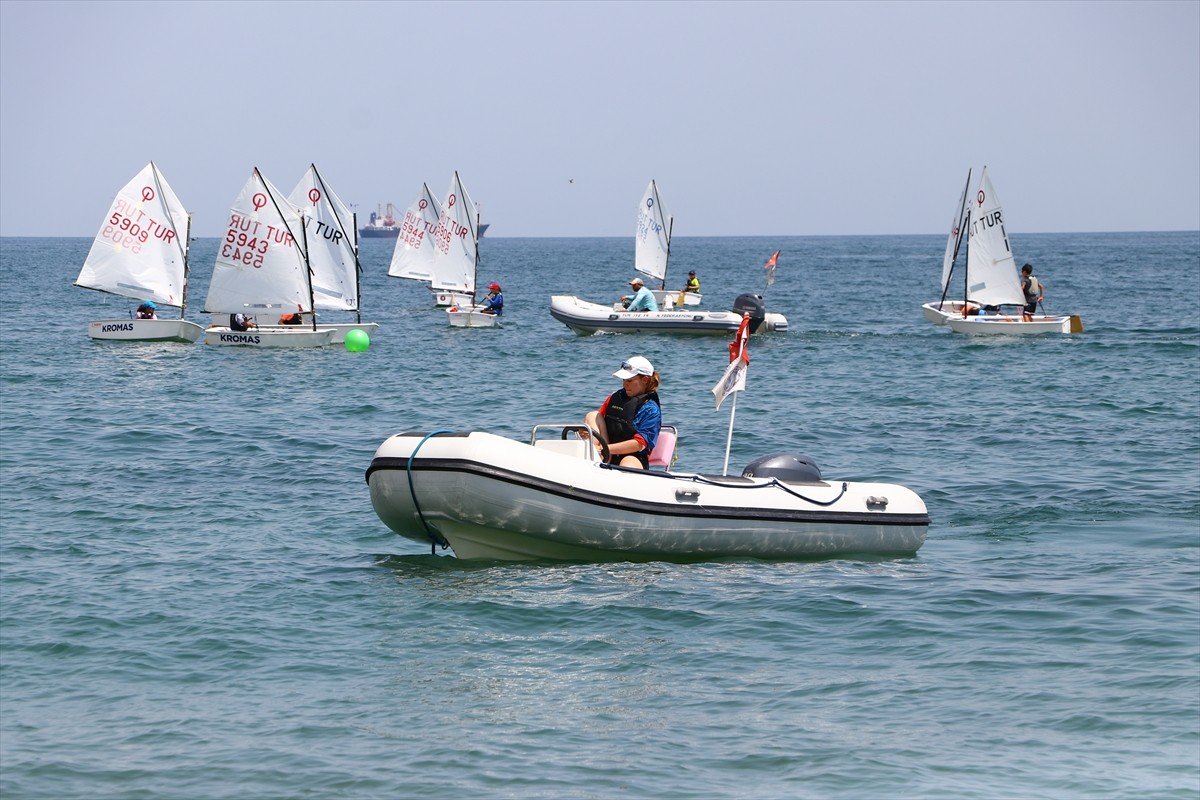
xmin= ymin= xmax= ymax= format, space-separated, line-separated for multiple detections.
xmin=732 ymin=293 xmax=767 ymax=333
xmin=742 ymin=453 xmax=822 ymax=483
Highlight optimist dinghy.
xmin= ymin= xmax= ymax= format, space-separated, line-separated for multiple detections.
xmin=365 ymin=424 xmax=928 ymax=562
xmin=74 ymin=162 xmax=204 ymax=343
xmin=929 ymin=167 xmax=1083 ymax=335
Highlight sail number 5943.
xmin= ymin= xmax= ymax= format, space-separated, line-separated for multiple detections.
xmin=221 ymin=231 xmax=269 ymax=268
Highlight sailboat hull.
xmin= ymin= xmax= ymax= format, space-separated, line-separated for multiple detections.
xmin=946 ymin=314 xmax=1083 ymax=335
xmin=87 ymin=318 xmax=203 ymax=343
xmin=652 ymin=289 xmax=702 ymax=307
xmin=447 ymin=307 xmax=499 ymax=328
xmin=921 ymin=300 xmax=969 ymax=325
xmin=255 ymin=322 xmax=379 ymax=343
xmin=203 ymin=327 xmax=336 ymax=347
xmin=434 ymin=289 xmax=473 ymax=308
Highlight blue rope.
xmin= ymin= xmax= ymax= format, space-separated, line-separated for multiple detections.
xmin=407 ymin=430 xmax=453 ymax=552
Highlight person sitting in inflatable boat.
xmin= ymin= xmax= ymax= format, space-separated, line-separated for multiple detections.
xmin=582 ymin=355 xmax=662 ymax=469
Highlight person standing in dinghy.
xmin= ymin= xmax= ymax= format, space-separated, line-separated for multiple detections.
xmin=582 ymin=355 xmax=662 ymax=469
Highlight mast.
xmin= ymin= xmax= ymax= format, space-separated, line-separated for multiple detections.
xmin=352 ymin=211 xmax=362 ymax=323
xmin=150 ymin=160 xmax=190 ymax=316
xmin=663 ymin=210 xmax=673 ymax=292
xmin=938 ymin=168 xmax=972 ymax=309
xmin=309 ymin=163 xmax=361 ymax=321
xmin=300 ymin=214 xmax=316 ymax=330
xmin=473 ymin=205 xmax=481 ymax=306
xmin=652 ymin=179 xmax=671 ymax=291
xmin=179 ymin=214 xmax=192 ymax=321
xmin=254 ymin=166 xmax=313 ymax=326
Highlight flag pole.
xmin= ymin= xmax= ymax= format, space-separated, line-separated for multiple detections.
xmin=722 ymin=392 xmax=738 ymax=476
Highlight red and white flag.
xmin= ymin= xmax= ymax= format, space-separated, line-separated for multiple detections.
xmin=763 ymin=249 xmax=780 ymax=286
xmin=711 ymin=313 xmax=751 ymax=409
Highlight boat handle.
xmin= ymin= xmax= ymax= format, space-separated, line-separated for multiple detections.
xmin=675 ymin=488 xmax=700 ymax=502
xmin=865 ymin=496 xmax=889 ymax=509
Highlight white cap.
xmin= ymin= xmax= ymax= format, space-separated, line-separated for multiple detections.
xmin=613 ymin=355 xmax=654 ymax=380
xmin=628 ymin=277 xmax=644 ymax=286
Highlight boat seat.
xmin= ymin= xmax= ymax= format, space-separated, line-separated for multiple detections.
xmin=534 ymin=439 xmax=596 ymax=460
xmin=649 ymin=425 xmax=678 ymax=470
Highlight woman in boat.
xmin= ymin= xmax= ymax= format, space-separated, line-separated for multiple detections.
xmin=583 ymin=355 xmax=662 ymax=469
xmin=135 ymin=301 xmax=157 ymax=320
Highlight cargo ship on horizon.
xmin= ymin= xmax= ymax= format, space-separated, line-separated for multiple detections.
xmin=359 ymin=203 xmax=489 ymax=239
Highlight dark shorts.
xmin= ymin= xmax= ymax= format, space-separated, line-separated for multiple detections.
xmin=1024 ymin=302 xmax=1037 ymax=315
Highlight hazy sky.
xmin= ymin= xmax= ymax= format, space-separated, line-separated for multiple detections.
xmin=2 ymin=0 xmax=1197 ymax=238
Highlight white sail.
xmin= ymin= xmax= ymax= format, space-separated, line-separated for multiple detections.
xmin=429 ymin=172 xmax=478 ymax=296
xmin=634 ymin=180 xmax=672 ymax=286
xmin=940 ymin=169 xmax=972 ymax=293
xmin=288 ymin=164 xmax=358 ymax=311
xmin=387 ymin=183 xmax=441 ymax=282
xmin=204 ymin=168 xmax=312 ymax=315
xmin=75 ymin=162 xmax=190 ymax=308
xmin=965 ymin=168 xmax=1025 ymax=307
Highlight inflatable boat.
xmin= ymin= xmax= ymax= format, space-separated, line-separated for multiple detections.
xmin=550 ymin=293 xmax=787 ymax=336
xmin=365 ymin=424 xmax=929 ymax=562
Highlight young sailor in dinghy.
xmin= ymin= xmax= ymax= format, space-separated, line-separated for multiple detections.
xmin=582 ymin=355 xmax=662 ymax=469
xmin=1020 ymin=263 xmax=1044 ymax=321
xmin=481 ymin=282 xmax=504 ymax=315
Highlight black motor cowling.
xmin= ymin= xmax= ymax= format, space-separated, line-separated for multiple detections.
xmin=732 ymin=293 xmax=767 ymax=333
xmin=742 ymin=453 xmax=822 ymax=483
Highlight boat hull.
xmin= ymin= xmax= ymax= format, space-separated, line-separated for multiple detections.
xmin=255 ymin=322 xmax=379 ymax=343
xmin=550 ymin=296 xmax=787 ymax=336
xmin=921 ymin=300 xmax=969 ymax=325
xmin=447 ymin=307 xmax=499 ymax=328
xmin=203 ymin=327 xmax=336 ymax=347
xmin=652 ymin=289 xmax=702 ymax=307
xmin=946 ymin=314 xmax=1084 ymax=335
xmin=365 ymin=431 xmax=928 ymax=562
xmin=435 ymin=289 xmax=474 ymax=308
xmin=87 ymin=318 xmax=203 ymax=343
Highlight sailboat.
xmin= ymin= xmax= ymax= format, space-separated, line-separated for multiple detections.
xmin=635 ymin=180 xmax=700 ymax=307
xmin=386 ymin=182 xmax=442 ymax=303
xmin=428 ymin=172 xmax=479 ymax=310
xmin=202 ymin=167 xmax=335 ymax=348
xmin=944 ymin=168 xmax=1084 ymax=335
xmin=438 ymin=172 xmax=496 ymax=328
xmin=922 ymin=169 xmax=973 ymax=324
xmin=74 ymin=162 xmax=203 ymax=343
xmin=252 ymin=164 xmax=379 ymax=343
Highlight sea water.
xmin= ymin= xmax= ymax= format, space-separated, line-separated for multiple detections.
xmin=1 ymin=232 xmax=1197 ymax=799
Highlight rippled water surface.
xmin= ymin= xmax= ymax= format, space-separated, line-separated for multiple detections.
xmin=2 ymin=232 xmax=1198 ymax=798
